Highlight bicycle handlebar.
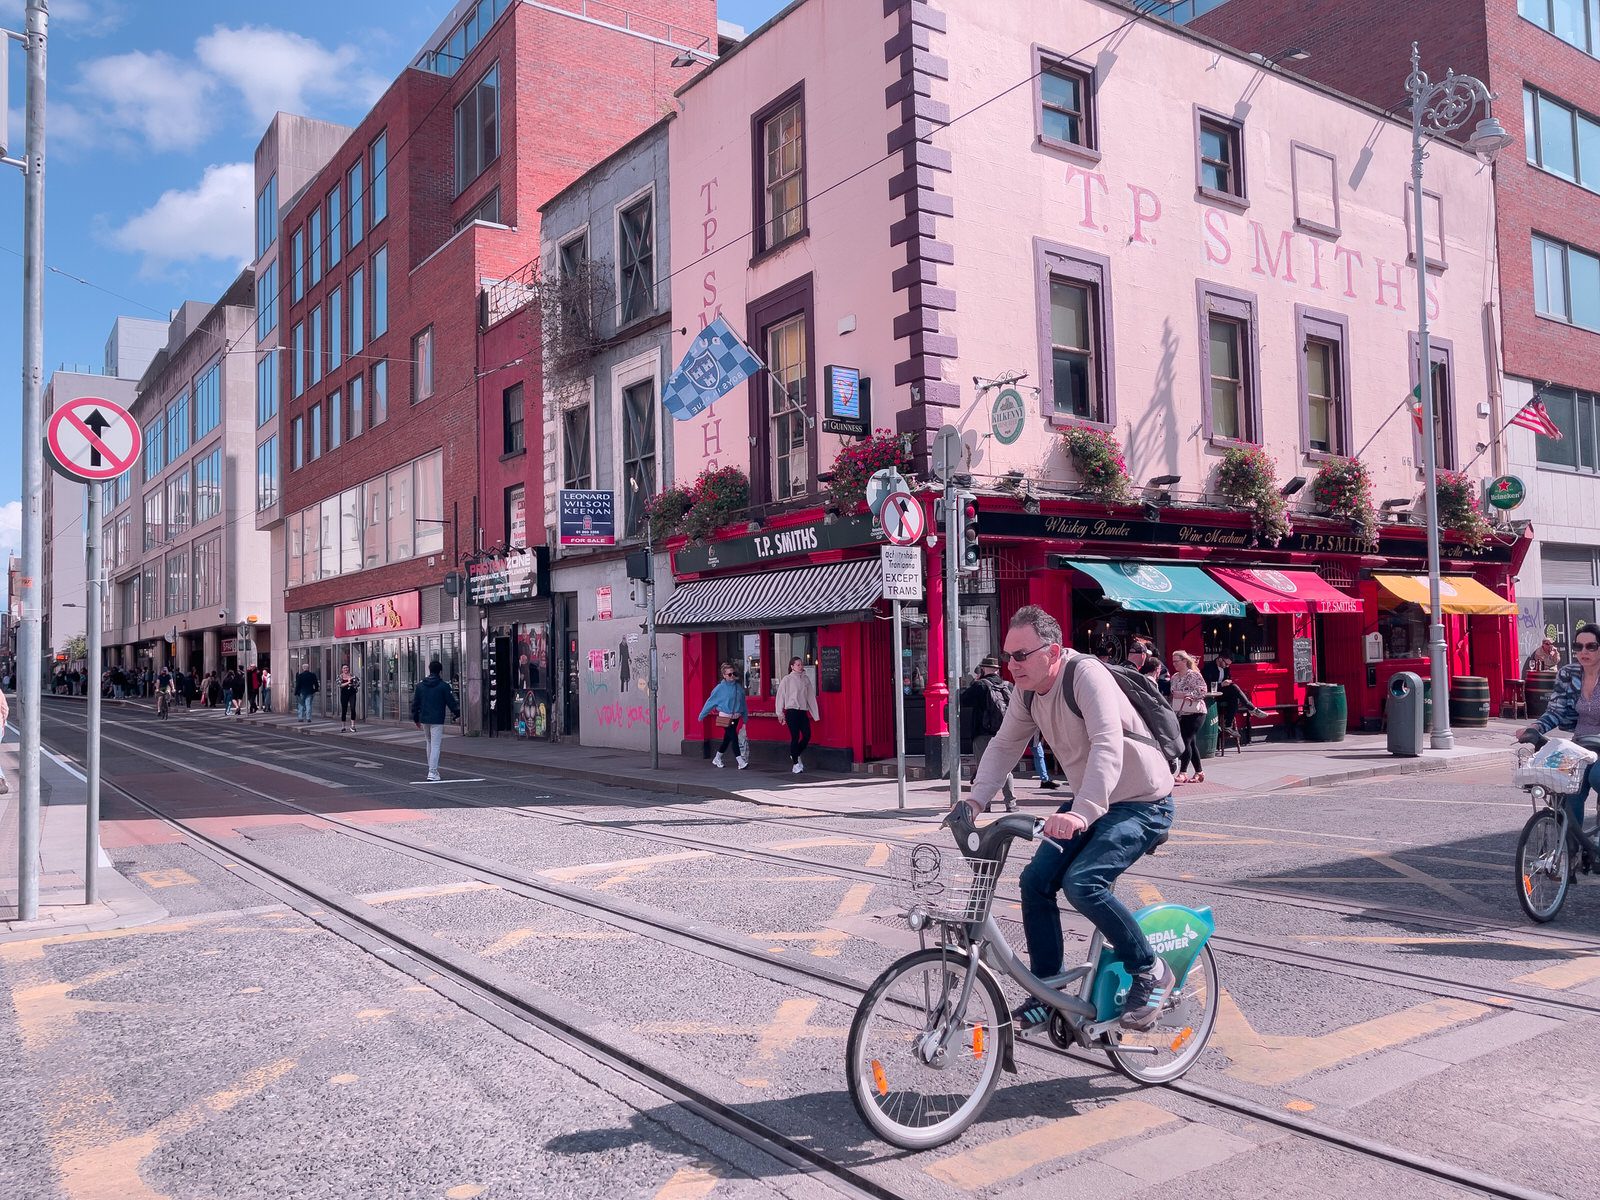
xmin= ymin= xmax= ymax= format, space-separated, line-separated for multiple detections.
xmin=943 ymin=806 xmax=1044 ymax=863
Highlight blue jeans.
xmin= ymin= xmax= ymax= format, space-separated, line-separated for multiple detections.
xmin=1031 ymin=736 xmax=1049 ymax=782
xmin=1568 ymin=763 xmax=1600 ymax=844
xmin=297 ymin=693 xmax=313 ymax=721
xmin=1019 ymin=797 xmax=1174 ymax=980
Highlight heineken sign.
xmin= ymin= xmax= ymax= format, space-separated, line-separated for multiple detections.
xmin=1487 ymin=475 xmax=1526 ymax=511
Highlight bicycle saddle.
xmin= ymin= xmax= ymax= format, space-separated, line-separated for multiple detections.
xmin=943 ymin=805 xmax=1039 ymax=862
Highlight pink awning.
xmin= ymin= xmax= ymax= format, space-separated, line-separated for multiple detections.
xmin=1207 ymin=567 xmax=1364 ymax=615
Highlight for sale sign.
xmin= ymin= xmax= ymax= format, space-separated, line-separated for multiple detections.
xmin=558 ymin=489 xmax=616 ymax=546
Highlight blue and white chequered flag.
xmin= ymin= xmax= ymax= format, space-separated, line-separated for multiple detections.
xmin=662 ymin=316 xmax=764 ymax=421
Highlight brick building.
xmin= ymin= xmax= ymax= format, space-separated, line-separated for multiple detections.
xmin=271 ymin=0 xmax=719 ymax=726
xmin=1186 ymin=0 xmax=1600 ymax=662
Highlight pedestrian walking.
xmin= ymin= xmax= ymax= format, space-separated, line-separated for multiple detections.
xmin=963 ymin=657 xmax=1018 ymax=812
xmin=206 ymin=672 xmax=223 ymax=709
xmin=698 ymin=661 xmax=749 ymax=769
xmin=1031 ymin=734 xmax=1058 ymax=789
xmin=1169 ymin=650 xmax=1207 ymax=783
xmin=294 ymin=663 xmax=319 ymax=722
xmin=260 ymin=668 xmax=272 ymax=713
xmin=339 ymin=666 xmax=360 ymax=732
xmin=220 ymin=668 xmax=238 ymax=716
xmin=247 ymin=666 xmax=262 ymax=713
xmin=410 ymin=659 xmax=460 ymax=781
xmin=0 ymin=686 xmax=10 ymax=793
xmin=774 ymin=656 xmax=819 ymax=774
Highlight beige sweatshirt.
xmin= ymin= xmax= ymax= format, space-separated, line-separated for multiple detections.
xmin=774 ymin=671 xmax=819 ymax=719
xmin=969 ymin=650 xmax=1174 ymax=823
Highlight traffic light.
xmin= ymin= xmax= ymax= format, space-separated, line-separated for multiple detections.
xmin=956 ymin=490 xmax=980 ymax=573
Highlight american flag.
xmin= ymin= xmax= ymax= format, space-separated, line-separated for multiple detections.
xmin=1510 ymin=398 xmax=1563 ymax=440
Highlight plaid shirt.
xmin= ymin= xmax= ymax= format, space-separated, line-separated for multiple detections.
xmin=1532 ymin=664 xmax=1588 ymax=734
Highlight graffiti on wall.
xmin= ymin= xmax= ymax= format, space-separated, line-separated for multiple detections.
xmin=582 ymin=631 xmax=683 ymax=733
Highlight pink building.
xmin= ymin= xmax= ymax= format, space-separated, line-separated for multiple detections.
xmin=662 ymin=0 xmax=1522 ymax=769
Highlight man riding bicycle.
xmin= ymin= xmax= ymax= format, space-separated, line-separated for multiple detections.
xmin=955 ymin=605 xmax=1176 ymax=1031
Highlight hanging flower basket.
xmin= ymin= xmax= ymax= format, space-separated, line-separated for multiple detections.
xmin=824 ymin=429 xmax=916 ymax=513
xmin=644 ymin=485 xmax=694 ymax=542
xmin=1310 ymin=457 xmax=1378 ymax=544
xmin=1214 ymin=445 xmax=1291 ymax=546
xmin=681 ymin=465 xmax=750 ymax=541
xmin=1057 ymin=425 xmax=1133 ymax=503
xmin=1435 ymin=470 xmax=1492 ymax=551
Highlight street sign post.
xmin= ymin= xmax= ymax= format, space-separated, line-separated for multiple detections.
xmin=931 ymin=423 xmax=961 ymax=483
xmin=880 ymin=545 xmax=925 ymax=810
xmin=865 ymin=467 xmax=907 ymax=519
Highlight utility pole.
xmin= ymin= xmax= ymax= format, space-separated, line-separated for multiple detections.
xmin=13 ymin=1 xmax=46 ymax=921
xmin=944 ymin=470 xmax=960 ymax=813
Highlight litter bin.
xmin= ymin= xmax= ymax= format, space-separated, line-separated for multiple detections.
xmin=1388 ymin=671 xmax=1424 ymax=757
xmin=1196 ymin=696 xmax=1220 ymax=759
xmin=1303 ymin=683 xmax=1347 ymax=742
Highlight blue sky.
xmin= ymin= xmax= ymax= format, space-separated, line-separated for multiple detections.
xmin=0 ymin=0 xmax=787 ymax=561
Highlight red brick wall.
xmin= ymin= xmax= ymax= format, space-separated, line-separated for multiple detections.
xmin=277 ymin=0 xmax=717 ymax=614
xmin=1192 ymin=0 xmax=1600 ymax=392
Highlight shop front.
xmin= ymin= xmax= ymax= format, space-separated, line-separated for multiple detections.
xmin=467 ymin=546 xmax=554 ymax=739
xmin=286 ymin=587 xmax=464 ymax=724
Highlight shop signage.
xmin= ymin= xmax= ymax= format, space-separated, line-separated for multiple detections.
xmin=880 ymin=545 xmax=924 ymax=601
xmin=822 ymin=365 xmax=869 ymax=436
xmin=335 ymin=591 xmax=421 ymax=639
xmin=596 ymin=585 xmax=613 ymax=620
xmin=1293 ymin=636 xmax=1314 ymax=684
xmin=558 ymin=489 xmax=615 ymax=546
xmin=466 ymin=546 xmax=547 ymax=607
xmin=991 ymin=388 xmax=1026 ymax=445
xmin=220 ymin=638 xmax=236 ymax=655
xmin=976 ymin=510 xmax=1515 ymax=564
xmin=820 ymin=645 xmax=844 ymax=693
xmin=1364 ymin=632 xmax=1384 ymax=663
xmin=673 ymin=513 xmax=882 ymax=575
xmin=1487 ymin=475 xmax=1526 ymax=510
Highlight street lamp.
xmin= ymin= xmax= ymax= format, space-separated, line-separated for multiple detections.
xmin=1406 ymin=42 xmax=1509 ymax=751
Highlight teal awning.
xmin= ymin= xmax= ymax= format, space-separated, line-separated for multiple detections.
xmin=1067 ymin=560 xmax=1246 ymax=617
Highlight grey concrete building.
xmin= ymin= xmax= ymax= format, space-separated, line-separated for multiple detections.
xmin=102 ymin=273 xmax=271 ymax=679
xmin=537 ymin=117 xmax=684 ymax=751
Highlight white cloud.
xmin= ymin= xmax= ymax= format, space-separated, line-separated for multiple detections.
xmin=65 ymin=50 xmax=217 ymax=152
xmin=0 ymin=501 xmax=21 ymax=574
xmin=195 ymin=25 xmax=385 ymax=126
xmin=109 ymin=163 xmax=253 ymax=275
xmin=0 ymin=0 xmax=127 ymax=37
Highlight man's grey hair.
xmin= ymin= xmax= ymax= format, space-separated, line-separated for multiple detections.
xmin=1009 ymin=604 xmax=1063 ymax=646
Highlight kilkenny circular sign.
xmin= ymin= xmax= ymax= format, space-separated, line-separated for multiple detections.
xmin=991 ymin=388 xmax=1026 ymax=445
xmin=1487 ymin=475 xmax=1526 ymax=510
xmin=45 ymin=397 xmax=142 ymax=483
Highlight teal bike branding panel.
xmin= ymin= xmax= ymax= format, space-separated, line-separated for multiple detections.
xmin=1089 ymin=904 xmax=1215 ymax=1022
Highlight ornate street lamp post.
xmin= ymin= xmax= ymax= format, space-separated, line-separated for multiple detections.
xmin=1406 ymin=42 xmax=1511 ymax=750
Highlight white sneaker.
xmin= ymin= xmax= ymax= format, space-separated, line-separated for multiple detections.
xmin=736 ymin=755 xmax=749 ymax=770
xmin=713 ymin=753 xmax=724 ymax=768
xmin=427 ymin=772 xmax=441 ymax=782
xmin=791 ymin=762 xmax=804 ymax=774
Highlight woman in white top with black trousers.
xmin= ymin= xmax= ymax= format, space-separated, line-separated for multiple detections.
xmin=775 ymin=657 xmax=821 ymax=774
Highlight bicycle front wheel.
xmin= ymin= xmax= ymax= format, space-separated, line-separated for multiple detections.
xmin=1517 ymin=809 xmax=1571 ymax=923
xmin=846 ymin=947 xmax=1007 ymax=1151
xmin=1107 ymin=943 xmax=1219 ymax=1084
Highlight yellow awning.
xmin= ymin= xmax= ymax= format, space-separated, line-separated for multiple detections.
xmin=1373 ymin=574 xmax=1516 ymax=615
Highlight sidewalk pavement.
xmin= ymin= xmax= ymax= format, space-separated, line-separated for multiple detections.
xmin=0 ymin=726 xmax=168 ymax=939
xmin=216 ymin=702 xmax=1522 ymax=817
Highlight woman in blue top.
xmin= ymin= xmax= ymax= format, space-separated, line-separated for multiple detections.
xmin=1523 ymin=622 xmax=1600 ymax=865
xmin=699 ymin=661 xmax=750 ymax=770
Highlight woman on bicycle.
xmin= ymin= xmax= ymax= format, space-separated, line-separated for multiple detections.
xmin=1521 ymin=622 xmax=1600 ymax=869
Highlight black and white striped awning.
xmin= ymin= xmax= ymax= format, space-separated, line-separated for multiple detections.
xmin=657 ymin=558 xmax=884 ymax=634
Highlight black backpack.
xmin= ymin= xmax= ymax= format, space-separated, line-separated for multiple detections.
xmin=978 ymin=675 xmax=1011 ymax=735
xmin=1035 ymin=655 xmax=1184 ymax=769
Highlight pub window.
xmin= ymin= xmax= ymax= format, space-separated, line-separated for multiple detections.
xmin=1201 ymin=286 xmax=1260 ymax=444
xmin=503 ymin=382 xmax=524 ymax=454
xmin=770 ymin=629 xmax=817 ymax=693
xmin=1039 ymin=58 xmax=1094 ymax=151
xmin=1299 ymin=312 xmax=1350 ymax=457
xmin=1379 ymin=602 xmax=1429 ymax=660
xmin=1202 ymin=616 xmax=1278 ymax=664
xmin=1051 ymin=279 xmax=1099 ymax=421
xmin=1413 ymin=339 xmax=1458 ymax=471
xmin=766 ymin=312 xmax=809 ymax=501
xmin=758 ymin=94 xmax=805 ymax=251
xmin=1198 ymin=114 xmax=1245 ymax=201
xmin=717 ymin=631 xmax=764 ymax=699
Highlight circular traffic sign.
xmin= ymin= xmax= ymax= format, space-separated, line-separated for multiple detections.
xmin=882 ymin=491 xmax=925 ymax=546
xmin=46 ymin=397 xmax=141 ymax=482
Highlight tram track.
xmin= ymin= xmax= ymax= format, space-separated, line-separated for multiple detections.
xmin=44 ymin=701 xmax=1600 ymax=1018
xmin=36 ymin=707 xmax=1579 ymax=1200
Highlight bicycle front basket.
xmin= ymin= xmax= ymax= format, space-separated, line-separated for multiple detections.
xmin=900 ymin=842 xmax=1001 ymax=924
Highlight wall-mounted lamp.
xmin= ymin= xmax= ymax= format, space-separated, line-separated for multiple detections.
xmin=1279 ymin=475 xmax=1307 ymax=497
xmin=1145 ymin=474 xmax=1181 ymax=504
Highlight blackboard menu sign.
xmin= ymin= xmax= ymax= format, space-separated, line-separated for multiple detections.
xmin=820 ymin=646 xmax=843 ymax=693
xmin=1293 ymin=637 xmax=1314 ymax=684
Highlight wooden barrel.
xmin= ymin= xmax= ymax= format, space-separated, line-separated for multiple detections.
xmin=1448 ymin=676 xmax=1491 ymax=728
xmin=1526 ymin=670 xmax=1558 ymax=719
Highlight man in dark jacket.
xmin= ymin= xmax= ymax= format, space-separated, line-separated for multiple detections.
xmin=960 ymin=657 xmax=1017 ymax=812
xmin=294 ymin=663 xmax=320 ymax=723
xmin=411 ymin=660 xmax=461 ymax=782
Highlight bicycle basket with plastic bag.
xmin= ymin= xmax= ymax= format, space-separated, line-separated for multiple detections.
xmin=1513 ymin=738 xmax=1599 ymax=795
xmin=899 ymin=842 xmax=1001 ymax=925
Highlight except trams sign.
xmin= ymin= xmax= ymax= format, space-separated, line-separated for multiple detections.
xmin=880 ymin=546 xmax=923 ymax=601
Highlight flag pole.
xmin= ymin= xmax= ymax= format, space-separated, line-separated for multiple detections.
xmin=1457 ymin=382 xmax=1553 ymax=476
xmin=1352 ymin=385 xmax=1422 ymax=462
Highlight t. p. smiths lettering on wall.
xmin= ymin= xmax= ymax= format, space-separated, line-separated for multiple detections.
xmin=979 ymin=510 xmax=1513 ymax=563
xmin=673 ymin=514 xmax=882 ymax=574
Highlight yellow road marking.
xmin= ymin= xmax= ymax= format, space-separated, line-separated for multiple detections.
xmin=359 ymin=880 xmax=497 ymax=905
xmin=1513 ymin=955 xmax=1600 ymax=990
xmin=329 ymin=1074 xmax=358 ymax=1086
xmin=356 ymin=1008 xmax=393 ymax=1022
xmin=924 ymin=1100 xmax=1178 ymax=1188
xmin=748 ymin=880 xmax=878 ymax=958
xmin=482 ymin=928 xmax=634 ymax=957
xmin=13 ymin=965 xmax=153 ymax=1052
xmin=136 ymin=868 xmax=197 ymax=888
xmin=1131 ymin=879 xmax=1165 ymax=908
xmin=866 ymin=843 xmax=892 ymax=867
xmin=653 ymin=1165 xmax=720 ymax=1200
xmin=1213 ymin=991 xmax=1487 ymax=1087
xmin=754 ymin=999 xmax=821 ymax=1061
xmin=543 ymin=850 xmax=711 ymax=882
xmin=1355 ymin=851 xmax=1487 ymax=909
xmin=0 ymin=913 xmax=229 ymax=963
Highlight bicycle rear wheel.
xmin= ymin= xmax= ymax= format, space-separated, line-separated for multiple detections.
xmin=1107 ymin=943 xmax=1219 ymax=1084
xmin=1517 ymin=809 xmax=1571 ymax=923
xmin=846 ymin=947 xmax=1006 ymax=1151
